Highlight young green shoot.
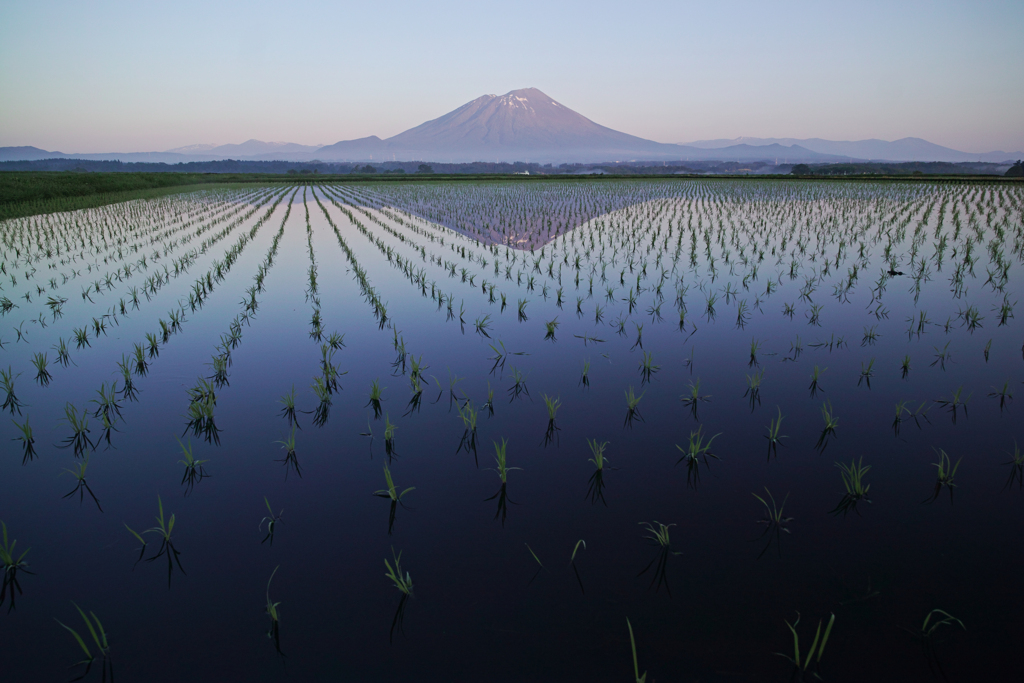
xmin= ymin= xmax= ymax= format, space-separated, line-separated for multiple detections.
xmin=775 ymin=612 xmax=835 ymax=681
xmin=0 ymin=521 xmax=32 ymax=612
xmin=176 ymin=436 xmax=209 ymax=496
xmin=55 ymin=603 xmax=113 ymax=682
xmin=831 ymin=458 xmax=871 ymax=516
xmin=923 ymin=448 xmax=961 ymax=504
xmin=815 ymin=400 xmax=839 ymax=452
xmin=624 ymin=386 xmax=645 ymax=428
xmin=61 ymin=455 xmax=102 ymax=512
xmin=260 ymin=497 xmax=283 ymax=546
xmin=265 ymin=565 xmax=283 ymax=655
xmin=752 ymin=488 xmax=792 ymax=559
xmin=274 ymin=425 xmax=301 ymax=479
xmin=627 ymin=618 xmax=647 ymax=683
xmin=765 ymin=407 xmax=787 ymax=460
xmin=675 ymin=425 xmax=721 ymax=488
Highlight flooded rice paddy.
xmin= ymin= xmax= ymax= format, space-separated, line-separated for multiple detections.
xmin=1 ymin=178 xmax=1022 ymax=681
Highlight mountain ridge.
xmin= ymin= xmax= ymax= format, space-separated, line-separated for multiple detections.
xmin=3 ymin=89 xmax=1021 ymax=164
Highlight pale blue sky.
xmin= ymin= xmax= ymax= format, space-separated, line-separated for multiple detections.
xmin=1 ymin=0 xmax=1021 ymax=153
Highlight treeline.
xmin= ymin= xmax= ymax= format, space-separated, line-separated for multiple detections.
xmin=790 ymin=161 xmax=1010 ymax=176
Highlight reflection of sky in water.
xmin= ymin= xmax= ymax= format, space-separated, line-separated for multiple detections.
xmin=2 ymin=180 xmax=1022 ymax=680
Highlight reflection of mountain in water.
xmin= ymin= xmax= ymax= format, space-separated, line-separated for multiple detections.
xmin=350 ymin=181 xmax=686 ymax=250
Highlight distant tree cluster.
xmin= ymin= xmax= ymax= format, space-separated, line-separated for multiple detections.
xmin=1007 ymin=160 xmax=1024 ymax=177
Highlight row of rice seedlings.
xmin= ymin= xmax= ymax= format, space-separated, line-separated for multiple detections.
xmin=11 ymin=188 xmax=289 ymax=383
xmin=2 ymin=189 xmax=256 ymax=326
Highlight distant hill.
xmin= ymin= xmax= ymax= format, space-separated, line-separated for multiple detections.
xmin=165 ymin=139 xmax=322 ymax=158
xmin=678 ymin=137 xmax=1023 ymax=163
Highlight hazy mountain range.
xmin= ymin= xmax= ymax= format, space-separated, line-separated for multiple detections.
xmin=677 ymin=137 xmax=1022 ymax=164
xmin=2 ymin=88 xmax=1020 ymax=165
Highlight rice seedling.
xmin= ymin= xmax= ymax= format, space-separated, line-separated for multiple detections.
xmin=923 ymin=448 xmax=961 ymax=504
xmin=1 ymin=367 xmax=23 ymax=416
xmin=569 ymin=539 xmax=587 ymax=594
xmin=278 ymin=386 xmax=299 ymax=426
xmin=902 ymin=609 xmax=965 ymax=681
xmin=807 ymin=303 xmax=823 ymax=326
xmin=544 ymin=317 xmax=560 ymax=341
xmin=507 ymin=366 xmax=530 ymax=402
xmin=541 ymin=394 xmax=562 ymax=446
xmin=53 ymin=403 xmax=92 ymax=459
xmin=12 ymin=416 xmax=36 ymax=464
xmin=378 ymin=413 xmax=398 ymax=459
xmin=704 ymin=292 xmax=718 ymax=321
xmin=274 ymin=426 xmax=301 ymax=479
xmin=375 ymin=462 xmax=415 ymax=503
xmin=626 ymin=618 xmax=647 ymax=683
xmin=680 ymin=378 xmax=710 ymax=420
xmin=53 ymin=337 xmax=72 ymax=367
xmin=474 ymin=314 xmax=492 ymax=338
xmin=815 ymin=401 xmax=839 ymax=452
xmin=61 ymin=455 xmax=102 ymax=512
xmin=765 ymin=407 xmax=787 ymax=460
xmin=630 ymin=321 xmax=644 ymax=350
xmin=808 ymin=365 xmax=826 ymax=397
xmin=482 ymin=383 xmax=495 ymax=417
xmin=517 ymin=298 xmax=529 ymax=322
xmin=831 ymin=457 xmax=871 ymax=516
xmin=91 ymin=382 xmax=123 ymax=426
xmin=264 ymin=565 xmax=284 ymax=655
xmin=183 ymin=381 xmax=219 ymax=445
xmin=385 ymin=547 xmax=413 ymax=642
xmin=523 ymin=542 xmax=548 ymax=585
xmin=637 ymin=522 xmax=679 ymax=595
xmin=744 ymin=368 xmax=765 ymax=410
xmin=930 ymin=341 xmax=952 ymax=370
xmin=146 ymin=331 xmax=159 ymax=358
xmin=177 ymin=436 xmax=209 ymax=496
xmin=624 ymin=386 xmax=645 ymax=428
xmin=0 ymin=521 xmax=32 ymax=612
xmin=579 ymin=359 xmax=591 ymax=388
xmin=311 ymin=376 xmax=331 ymax=427
xmin=775 ymin=612 xmax=835 ymax=682
xmin=28 ymin=351 xmax=51 ymax=386
xmin=675 ymin=425 xmax=721 ymax=488
xmin=752 ymin=488 xmax=792 ymax=559
xmin=988 ymin=379 xmax=1013 ymax=412
xmin=260 ymin=497 xmax=283 ymax=546
xmin=1001 ymin=441 xmax=1024 ymax=491
xmin=861 ymin=325 xmax=880 ymax=346
xmin=208 ymin=354 xmax=230 ymax=388
xmin=55 ymin=603 xmax=113 ymax=682
xmin=858 ymin=358 xmax=875 ymax=388
xmin=488 ymin=437 xmax=518 ymax=485
xmin=485 ymin=438 xmax=519 ymax=525
xmin=901 ymin=354 xmax=911 ymax=379
xmin=141 ymin=496 xmax=185 ymax=588
xmin=367 ymin=378 xmax=385 ymax=420
xmin=375 ymin=462 xmax=415 ymax=535
xmin=638 ymin=351 xmax=660 ymax=385
xmin=935 ymin=385 xmax=971 ymax=423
